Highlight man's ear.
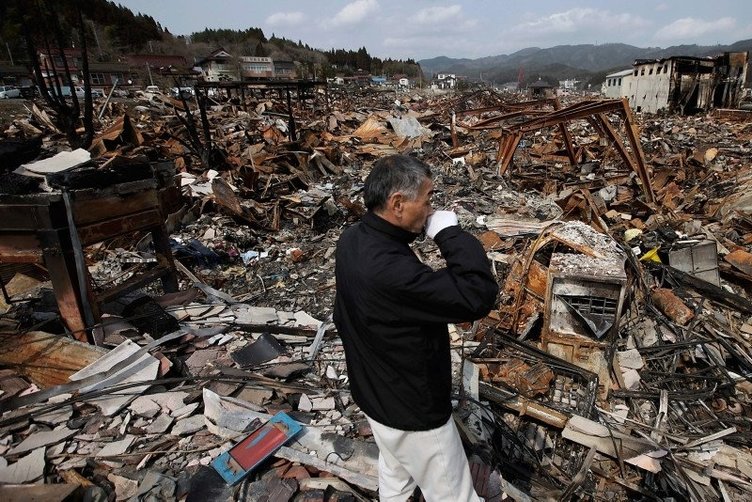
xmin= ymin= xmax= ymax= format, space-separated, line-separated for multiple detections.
xmin=387 ymin=192 xmax=404 ymax=215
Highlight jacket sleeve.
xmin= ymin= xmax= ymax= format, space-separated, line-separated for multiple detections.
xmin=372 ymin=226 xmax=499 ymax=324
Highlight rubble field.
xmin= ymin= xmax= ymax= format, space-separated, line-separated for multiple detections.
xmin=1 ymin=86 xmax=752 ymax=501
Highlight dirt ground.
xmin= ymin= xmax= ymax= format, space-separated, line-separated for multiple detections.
xmin=0 ymin=98 xmax=29 ymax=128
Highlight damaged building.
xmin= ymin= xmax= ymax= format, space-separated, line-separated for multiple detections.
xmin=628 ymin=52 xmax=749 ymax=114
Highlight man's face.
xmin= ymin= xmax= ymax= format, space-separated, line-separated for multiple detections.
xmin=399 ymin=178 xmax=434 ymax=233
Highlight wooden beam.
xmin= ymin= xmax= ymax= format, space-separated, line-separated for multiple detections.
xmin=38 ymin=230 xmax=90 ymax=341
xmin=77 ymin=209 xmax=163 ymax=245
xmin=0 ymin=234 xmax=43 ymax=263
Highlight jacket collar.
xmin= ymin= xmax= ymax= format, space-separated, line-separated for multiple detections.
xmin=363 ymin=211 xmax=419 ymax=244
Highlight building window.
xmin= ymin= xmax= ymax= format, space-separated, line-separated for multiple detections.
xmin=649 ymin=68 xmax=653 ymax=75
xmin=640 ymin=68 xmax=645 ymax=76
xmin=90 ymin=72 xmax=106 ymax=85
xmin=663 ymin=65 xmax=668 ymax=74
xmin=618 ymin=78 xmax=622 ymax=85
xmin=634 ymin=69 xmax=638 ymax=76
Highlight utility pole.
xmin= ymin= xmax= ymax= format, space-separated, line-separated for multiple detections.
xmin=5 ymin=42 xmax=13 ymax=66
xmin=89 ymin=20 xmax=103 ymax=59
xmin=146 ymin=63 xmax=153 ymax=86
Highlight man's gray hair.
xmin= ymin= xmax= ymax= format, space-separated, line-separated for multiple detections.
xmin=363 ymin=155 xmax=432 ymax=211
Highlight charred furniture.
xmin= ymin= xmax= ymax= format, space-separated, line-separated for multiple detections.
xmin=0 ymin=162 xmax=179 ymax=342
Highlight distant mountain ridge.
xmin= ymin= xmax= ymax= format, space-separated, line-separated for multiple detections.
xmin=419 ymin=40 xmax=752 ymax=86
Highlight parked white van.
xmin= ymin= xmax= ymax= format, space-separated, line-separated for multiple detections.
xmin=0 ymin=85 xmax=21 ymax=99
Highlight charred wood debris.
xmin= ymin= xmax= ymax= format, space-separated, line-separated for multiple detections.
xmin=0 ymin=86 xmax=752 ymax=501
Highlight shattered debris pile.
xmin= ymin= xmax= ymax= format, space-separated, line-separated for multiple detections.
xmin=2 ymin=86 xmax=752 ymax=500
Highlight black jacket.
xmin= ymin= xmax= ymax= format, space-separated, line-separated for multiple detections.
xmin=333 ymin=211 xmax=498 ymax=430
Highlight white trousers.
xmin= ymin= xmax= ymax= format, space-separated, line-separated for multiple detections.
xmin=365 ymin=414 xmax=480 ymax=502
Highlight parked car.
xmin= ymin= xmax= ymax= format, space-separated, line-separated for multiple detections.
xmin=144 ymin=85 xmax=162 ymax=94
xmin=62 ymin=86 xmax=102 ymax=99
xmin=0 ymin=85 xmax=21 ymax=99
xmin=170 ymin=86 xmax=194 ymax=99
xmin=57 ymin=86 xmax=84 ymax=98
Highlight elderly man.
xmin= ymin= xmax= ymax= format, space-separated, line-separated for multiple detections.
xmin=334 ymin=154 xmax=498 ymax=501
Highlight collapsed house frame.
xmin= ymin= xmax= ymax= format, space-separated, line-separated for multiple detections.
xmin=194 ymin=79 xmax=329 ymax=144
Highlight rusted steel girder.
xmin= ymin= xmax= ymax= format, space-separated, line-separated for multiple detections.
xmin=459 ymin=109 xmax=546 ymax=130
xmin=454 ymin=98 xmax=557 ymax=116
xmin=454 ymin=98 xmax=558 ymax=131
xmin=495 ymin=98 xmax=655 ymax=203
xmin=553 ymin=97 xmax=578 ymax=168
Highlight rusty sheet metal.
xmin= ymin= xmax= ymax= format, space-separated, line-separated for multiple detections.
xmin=725 ymin=249 xmax=752 ymax=277
xmin=496 ymin=132 xmax=523 ymax=175
xmin=0 ymin=331 xmax=108 ymax=387
xmin=478 ymin=358 xmax=554 ymax=397
xmin=526 ymin=259 xmax=549 ymax=299
xmin=477 ymin=230 xmax=505 ymax=251
xmin=652 ymin=287 xmax=695 ymax=325
xmin=497 ymin=252 xmax=546 ymax=333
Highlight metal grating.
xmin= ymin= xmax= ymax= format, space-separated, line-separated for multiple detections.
xmin=561 ymin=295 xmax=618 ymax=316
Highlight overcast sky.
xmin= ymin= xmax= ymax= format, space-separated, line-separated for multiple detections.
xmin=116 ymin=0 xmax=752 ymax=60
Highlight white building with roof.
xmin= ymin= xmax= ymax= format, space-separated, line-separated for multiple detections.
xmin=601 ymin=69 xmax=632 ymax=99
